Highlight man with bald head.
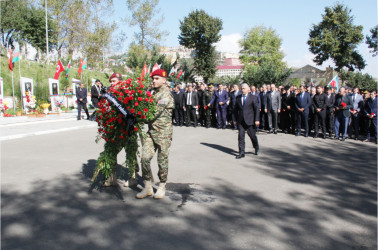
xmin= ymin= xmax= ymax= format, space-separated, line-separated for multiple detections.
xmin=234 ymin=83 xmax=260 ymax=158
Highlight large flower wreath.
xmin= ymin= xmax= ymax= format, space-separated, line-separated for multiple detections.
xmin=92 ymin=78 xmax=157 ymax=183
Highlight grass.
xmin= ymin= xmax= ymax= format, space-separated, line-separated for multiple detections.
xmin=0 ymin=57 xmax=110 ymax=106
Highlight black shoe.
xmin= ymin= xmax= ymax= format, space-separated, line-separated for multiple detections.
xmin=304 ymin=134 xmax=308 ymax=137
xmin=269 ymin=130 xmax=273 ymax=134
xmin=323 ymin=135 xmax=326 ymax=139
xmin=255 ymin=148 xmax=259 ymax=155
xmin=274 ymin=130 xmax=277 ymax=134
xmin=341 ymin=138 xmax=345 ymax=141
xmin=236 ymin=154 xmax=245 ymax=159
xmin=355 ymin=137 xmax=359 ymax=141
xmin=296 ymin=133 xmax=300 ymax=137
xmin=313 ymin=134 xmax=318 ymax=138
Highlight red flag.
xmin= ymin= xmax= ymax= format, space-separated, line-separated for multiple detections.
xmin=8 ymin=50 xmax=13 ymax=72
xmin=78 ymin=58 xmax=83 ymax=77
xmin=141 ymin=63 xmax=147 ymax=79
xmin=54 ymin=59 xmax=64 ymax=80
xmin=152 ymin=63 xmax=159 ymax=72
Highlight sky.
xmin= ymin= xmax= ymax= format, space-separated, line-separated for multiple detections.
xmin=111 ymin=0 xmax=378 ymax=77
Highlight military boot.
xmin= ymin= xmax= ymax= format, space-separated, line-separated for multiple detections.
xmin=153 ymin=183 xmax=166 ymax=199
xmin=136 ymin=180 xmax=153 ymax=199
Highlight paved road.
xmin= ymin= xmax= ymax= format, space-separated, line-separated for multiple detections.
xmin=1 ymin=117 xmax=377 ymax=249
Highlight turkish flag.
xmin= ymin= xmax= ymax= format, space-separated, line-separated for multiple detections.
xmin=54 ymin=59 xmax=64 ymax=80
xmin=141 ymin=63 xmax=147 ymax=79
xmin=152 ymin=63 xmax=159 ymax=72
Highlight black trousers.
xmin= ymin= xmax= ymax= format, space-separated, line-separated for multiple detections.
xmin=348 ymin=113 xmax=360 ymax=138
xmin=173 ymin=106 xmax=184 ymax=126
xmin=238 ymin=120 xmax=259 ymax=154
xmin=297 ymin=111 xmax=309 ymax=135
xmin=326 ymin=110 xmax=334 ymax=135
xmin=314 ymin=110 xmax=327 ymax=135
xmin=185 ymin=105 xmax=197 ymax=126
xmin=280 ymin=110 xmax=290 ymax=132
xmin=78 ymin=102 xmax=89 ymax=119
xmin=260 ymin=109 xmax=269 ymax=130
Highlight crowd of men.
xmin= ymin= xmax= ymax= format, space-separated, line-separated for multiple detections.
xmin=169 ymin=82 xmax=378 ymax=143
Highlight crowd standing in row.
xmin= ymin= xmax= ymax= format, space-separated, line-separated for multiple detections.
xmin=169 ymin=82 xmax=377 ymax=143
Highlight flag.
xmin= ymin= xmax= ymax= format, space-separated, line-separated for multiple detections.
xmin=54 ymin=59 xmax=64 ymax=80
xmin=12 ymin=49 xmax=20 ymax=64
xmin=141 ymin=63 xmax=148 ymax=78
xmin=147 ymin=63 xmax=151 ymax=74
xmin=8 ymin=50 xmax=13 ymax=71
xmin=78 ymin=58 xmax=83 ymax=77
xmin=310 ymin=78 xmax=314 ymax=86
xmin=152 ymin=63 xmax=160 ymax=72
xmin=65 ymin=60 xmax=71 ymax=79
xmin=180 ymin=71 xmax=185 ymax=79
xmin=177 ymin=70 xmax=183 ymax=79
xmin=82 ymin=57 xmax=87 ymax=70
xmin=169 ymin=67 xmax=177 ymax=76
xmin=327 ymin=75 xmax=338 ymax=92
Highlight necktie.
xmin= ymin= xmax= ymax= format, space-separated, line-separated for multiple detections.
xmin=188 ymin=92 xmax=192 ymax=105
xmin=243 ymin=95 xmax=246 ymax=107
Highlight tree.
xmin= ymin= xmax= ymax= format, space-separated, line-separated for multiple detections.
xmin=239 ymin=25 xmax=285 ymax=69
xmin=239 ymin=25 xmax=289 ymax=86
xmin=242 ymin=61 xmax=291 ymax=87
xmin=0 ymin=0 xmax=57 ymax=53
xmin=339 ymin=70 xmax=376 ymax=91
xmin=126 ymin=0 xmax=168 ymax=49
xmin=178 ymin=9 xmax=223 ymax=83
xmin=308 ymin=3 xmax=365 ymax=72
xmin=366 ymin=25 xmax=378 ymax=57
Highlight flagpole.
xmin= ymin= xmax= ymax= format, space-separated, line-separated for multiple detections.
xmin=19 ymin=54 xmax=24 ymax=110
xmin=11 ymin=71 xmax=15 ymax=113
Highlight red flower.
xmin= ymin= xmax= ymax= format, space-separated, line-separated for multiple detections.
xmin=204 ymin=106 xmax=208 ymax=110
xmin=135 ymin=102 xmax=139 ymax=106
xmin=138 ymin=111 xmax=141 ymax=115
xmin=119 ymin=135 xmax=124 ymax=139
xmin=130 ymin=108 xmax=135 ymax=113
xmin=341 ymin=102 xmax=346 ymax=108
xmin=138 ymin=90 xmax=143 ymax=94
xmin=150 ymin=98 xmax=153 ymax=103
xmin=144 ymin=108 xmax=148 ymax=112
xmin=140 ymin=84 xmax=144 ymax=88
xmin=147 ymin=91 xmax=152 ymax=97
xmin=134 ymin=127 xmax=138 ymax=132
xmin=145 ymin=98 xmax=149 ymax=102
xmin=138 ymin=97 xmax=142 ymax=101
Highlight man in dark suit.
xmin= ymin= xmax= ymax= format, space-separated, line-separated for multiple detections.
xmin=334 ymin=87 xmax=353 ymax=141
xmin=173 ymin=85 xmax=185 ymax=126
xmin=184 ymin=84 xmax=199 ymax=127
xmin=348 ymin=87 xmax=364 ymax=140
xmin=89 ymin=79 xmax=102 ymax=121
xmin=364 ymin=90 xmax=377 ymax=143
xmin=259 ymin=84 xmax=269 ymax=130
xmin=250 ymin=85 xmax=261 ymax=131
xmin=313 ymin=85 xmax=328 ymax=139
xmin=325 ymin=87 xmax=335 ymax=138
xmin=197 ymin=84 xmax=206 ymax=126
xmin=280 ymin=86 xmax=291 ymax=133
xmin=229 ymin=84 xmax=241 ymax=129
xmin=208 ymin=83 xmax=229 ymax=129
xmin=234 ymin=83 xmax=260 ymax=158
xmin=76 ymin=83 xmax=89 ymax=120
xmin=295 ymin=85 xmax=311 ymax=137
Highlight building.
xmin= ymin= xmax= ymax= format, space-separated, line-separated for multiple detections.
xmin=285 ymin=65 xmax=336 ymax=86
xmin=215 ymin=58 xmax=244 ymax=78
xmin=159 ymin=46 xmax=193 ymax=63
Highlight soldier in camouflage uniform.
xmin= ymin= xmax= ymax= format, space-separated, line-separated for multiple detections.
xmin=203 ymin=84 xmax=215 ymax=128
xmin=136 ymin=69 xmax=174 ymax=199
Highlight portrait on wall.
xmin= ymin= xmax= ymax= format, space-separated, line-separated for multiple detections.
xmin=20 ymin=77 xmax=33 ymax=96
xmin=48 ymin=78 xmax=59 ymax=95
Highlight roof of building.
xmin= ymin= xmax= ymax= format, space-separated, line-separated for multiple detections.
xmin=216 ymin=65 xmax=243 ymax=70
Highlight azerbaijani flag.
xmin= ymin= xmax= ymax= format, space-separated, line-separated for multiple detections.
xmin=169 ymin=67 xmax=176 ymax=76
xmin=327 ymin=75 xmax=338 ymax=92
xmin=177 ymin=70 xmax=183 ymax=79
xmin=65 ymin=60 xmax=71 ymax=79
xmin=12 ymin=49 xmax=20 ymax=63
xmin=82 ymin=57 xmax=87 ymax=70
xmin=180 ymin=71 xmax=185 ymax=79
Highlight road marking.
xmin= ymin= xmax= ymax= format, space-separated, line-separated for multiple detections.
xmin=0 ymin=118 xmax=78 ymax=127
xmin=0 ymin=124 xmax=97 ymax=141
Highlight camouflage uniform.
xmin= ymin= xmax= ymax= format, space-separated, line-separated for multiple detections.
xmin=203 ymin=89 xmax=214 ymax=128
xmin=141 ymin=86 xmax=174 ymax=182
